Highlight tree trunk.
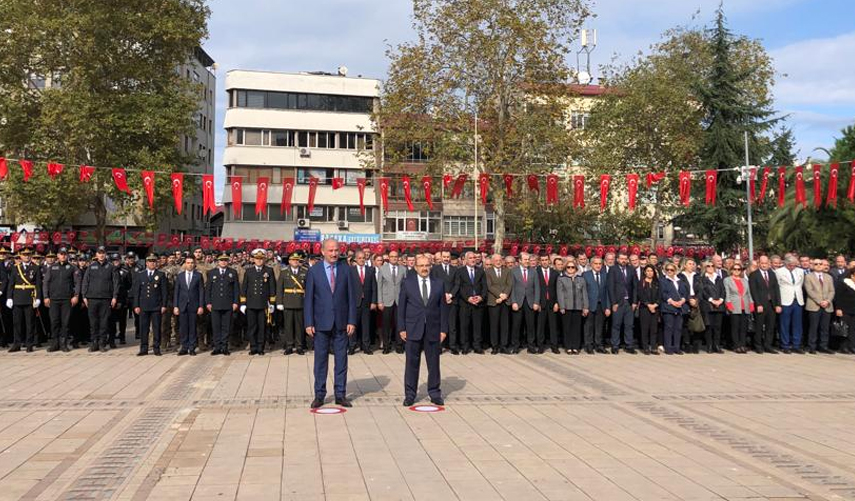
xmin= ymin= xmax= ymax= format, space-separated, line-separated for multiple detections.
xmin=94 ymin=187 xmax=107 ymax=246
xmin=493 ymin=192 xmax=505 ymax=253
xmin=649 ymin=197 xmax=660 ymax=250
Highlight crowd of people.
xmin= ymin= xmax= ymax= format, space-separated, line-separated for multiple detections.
xmin=2 ymin=243 xmax=854 ymax=358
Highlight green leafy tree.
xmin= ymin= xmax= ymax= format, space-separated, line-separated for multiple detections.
xmin=0 ymin=0 xmax=209 ymax=241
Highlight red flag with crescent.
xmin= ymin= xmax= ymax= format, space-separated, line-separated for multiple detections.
xmin=704 ymin=170 xmax=717 ymax=205
xmin=451 ymin=174 xmax=467 ymax=198
xmin=812 ymin=164 xmax=822 ymax=209
xmin=848 ymin=162 xmax=855 ymax=203
xmin=47 ymin=162 xmax=64 ymax=180
xmin=503 ymin=174 xmax=514 ymax=198
xmin=230 ymin=176 xmax=243 ymax=218
xmin=112 ymin=168 xmax=130 ymax=193
xmin=171 ymin=173 xmax=183 ymax=214
xmin=794 ymin=166 xmax=806 ymax=207
xmin=758 ymin=167 xmax=771 ymax=203
xmin=827 ymin=163 xmax=839 ymax=207
xmin=79 ymin=165 xmax=95 ymax=183
xmin=378 ymin=177 xmax=390 ymax=213
xmin=256 ymin=177 xmax=269 ymax=216
xmin=141 ymin=171 xmax=155 ymax=209
xmin=356 ymin=178 xmax=366 ymax=215
xmin=307 ymin=176 xmax=318 ymax=213
xmin=479 ymin=173 xmax=490 ymax=205
xmin=599 ymin=174 xmax=610 ymax=211
xmin=0 ymin=157 xmax=7 ymax=180
xmin=202 ymin=174 xmax=215 ymax=214
xmin=679 ymin=171 xmax=691 ymax=206
xmin=20 ymin=159 xmax=34 ymax=182
xmin=527 ymin=174 xmax=539 ymax=193
xmin=627 ymin=174 xmax=639 ymax=211
xmin=422 ymin=176 xmax=434 ymax=210
xmin=646 ymin=171 xmax=665 ymax=188
xmin=402 ymin=175 xmax=415 ymax=211
xmin=331 ymin=177 xmax=344 ymax=190
xmin=280 ymin=177 xmax=295 ymax=215
xmin=442 ymin=173 xmax=453 ymax=190
xmin=777 ymin=167 xmax=786 ymax=207
xmin=573 ymin=175 xmax=585 ymax=208
xmin=546 ymin=174 xmax=559 ymax=205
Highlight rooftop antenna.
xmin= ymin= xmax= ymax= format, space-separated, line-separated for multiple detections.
xmin=576 ymin=28 xmax=597 ymax=85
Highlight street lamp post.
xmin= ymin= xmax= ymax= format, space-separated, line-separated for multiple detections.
xmin=743 ymin=131 xmax=754 ymax=261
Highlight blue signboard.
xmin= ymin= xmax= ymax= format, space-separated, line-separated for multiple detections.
xmin=293 ymin=229 xmax=322 ymax=242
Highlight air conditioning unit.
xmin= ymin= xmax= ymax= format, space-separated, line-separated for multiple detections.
xmin=297 ymin=218 xmax=311 ymax=229
xmin=337 ymin=221 xmax=349 ymax=230
xmin=299 ymin=147 xmax=311 ymax=158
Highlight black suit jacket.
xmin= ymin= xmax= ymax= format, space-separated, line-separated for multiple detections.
xmin=350 ymin=264 xmax=377 ymax=308
xmin=454 ymin=265 xmax=486 ymax=304
xmin=536 ymin=267 xmax=558 ymax=305
xmin=431 ymin=264 xmax=457 ymax=299
xmin=174 ymin=270 xmax=204 ymax=312
xmin=748 ymin=269 xmax=781 ymax=308
xmin=397 ymin=275 xmax=449 ymax=341
xmin=607 ymin=265 xmax=636 ymax=305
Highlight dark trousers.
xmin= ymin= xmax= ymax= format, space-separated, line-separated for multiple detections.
xmin=447 ymin=302 xmax=458 ymax=348
xmin=13 ymin=305 xmax=35 ymax=347
xmin=139 ymin=310 xmax=162 ymax=352
xmin=49 ymin=300 xmax=73 ymax=348
xmin=584 ymin=307 xmax=606 ymax=348
xmin=488 ymin=304 xmax=509 ymax=348
xmin=350 ymin=305 xmax=371 ymax=350
xmin=458 ymin=301 xmax=483 ymax=350
xmin=87 ymin=299 xmax=111 ymax=347
xmin=808 ymin=309 xmax=831 ymax=350
xmin=381 ymin=305 xmax=398 ymax=350
xmin=663 ymin=313 xmax=683 ymax=354
xmin=178 ymin=309 xmax=198 ymax=350
xmin=246 ymin=308 xmax=266 ymax=351
xmin=405 ymin=336 xmax=441 ymax=401
xmin=211 ymin=309 xmax=232 ymax=351
xmin=282 ymin=308 xmax=304 ymax=350
xmin=639 ymin=308 xmax=659 ymax=349
xmin=562 ymin=310 xmax=583 ymax=350
xmin=730 ymin=313 xmax=748 ymax=349
xmin=108 ymin=305 xmax=128 ymax=344
xmin=313 ymin=329 xmax=349 ymax=400
xmin=754 ymin=306 xmax=777 ymax=350
xmin=537 ymin=301 xmax=558 ymax=348
xmin=512 ymin=304 xmax=536 ymax=350
xmin=610 ymin=300 xmax=635 ymax=349
xmin=705 ymin=312 xmax=723 ymax=350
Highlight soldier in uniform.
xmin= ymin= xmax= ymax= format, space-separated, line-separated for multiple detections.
xmin=240 ymin=249 xmax=276 ymax=355
xmin=230 ymin=253 xmax=247 ymax=349
xmin=206 ymin=253 xmax=239 ymax=355
xmin=109 ymin=253 xmax=132 ymax=346
xmin=34 ymin=251 xmax=50 ymax=345
xmin=43 ymin=247 xmax=81 ymax=352
xmin=266 ymin=249 xmax=282 ymax=345
xmin=134 ymin=254 xmax=167 ymax=356
xmin=81 ymin=246 xmax=119 ymax=352
xmin=159 ymin=255 xmax=179 ymax=351
xmin=69 ymin=252 xmax=90 ymax=347
xmin=192 ymin=247 xmax=212 ymax=350
xmin=125 ymin=252 xmax=142 ymax=342
xmin=0 ymin=247 xmax=10 ymax=347
xmin=276 ymin=252 xmax=307 ymax=355
xmin=6 ymin=248 xmax=42 ymax=352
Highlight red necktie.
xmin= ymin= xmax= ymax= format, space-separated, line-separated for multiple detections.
xmin=523 ymin=268 xmax=527 ymax=283
xmin=329 ymin=265 xmax=336 ymax=293
xmin=544 ymin=269 xmax=550 ymax=300
xmin=359 ymin=266 xmax=364 ymax=284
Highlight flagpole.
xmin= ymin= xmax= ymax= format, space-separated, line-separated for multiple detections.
xmin=474 ymin=104 xmax=479 ymax=251
xmin=744 ymin=131 xmax=754 ymax=260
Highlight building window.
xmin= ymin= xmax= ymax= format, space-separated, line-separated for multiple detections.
xmin=296 ymin=205 xmax=333 ymax=222
xmin=228 ymin=128 xmax=373 ymax=151
xmin=383 ymin=211 xmax=441 ymax=237
xmin=657 ymin=223 xmax=665 ymax=240
xmin=570 ymin=111 xmax=590 ymax=130
xmin=338 ymin=206 xmax=373 ymax=223
xmin=230 ymin=89 xmax=373 ymax=113
xmin=297 ymin=168 xmax=334 ymax=185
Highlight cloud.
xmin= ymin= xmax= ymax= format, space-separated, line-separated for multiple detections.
xmin=770 ymin=31 xmax=855 ymax=106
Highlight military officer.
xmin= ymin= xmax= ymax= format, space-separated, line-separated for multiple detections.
xmin=134 ymin=254 xmax=168 ymax=356
xmin=6 ymin=248 xmax=42 ymax=352
xmin=240 ymin=249 xmax=276 ymax=355
xmin=192 ymin=247 xmax=212 ymax=349
xmin=0 ymin=247 xmax=9 ymax=347
xmin=108 ymin=253 xmax=132 ymax=346
xmin=43 ymin=247 xmax=81 ymax=352
xmin=276 ymin=251 xmax=307 ymax=355
xmin=125 ymin=252 xmax=142 ymax=342
xmin=81 ymin=246 xmax=119 ymax=352
xmin=206 ymin=253 xmax=239 ymax=355
xmin=159 ymin=255 xmax=179 ymax=350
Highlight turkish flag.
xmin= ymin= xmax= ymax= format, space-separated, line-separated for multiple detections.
xmin=402 ymin=175 xmax=414 ymax=210
xmin=171 ymin=173 xmax=184 ymax=214
xmin=794 ymin=166 xmax=806 ymax=207
xmin=200 ymin=236 xmax=210 ymax=250
xmin=758 ymin=167 xmax=771 ymax=203
xmin=307 ymin=176 xmax=319 ymax=213
xmin=451 ymin=174 xmax=467 ymax=198
xmin=503 ymin=174 xmax=514 ymax=198
xmin=646 ymin=171 xmax=665 ymax=188
xmin=573 ymin=175 xmax=585 ymax=208
xmin=0 ymin=157 xmax=7 ymax=180
xmin=627 ymin=174 xmax=639 ymax=211
xmin=79 ymin=165 xmax=95 ymax=183
xmin=848 ymin=162 xmax=855 ymax=203
xmin=230 ymin=176 xmax=243 ymax=218
xmin=679 ymin=171 xmax=691 ymax=206
xmin=356 ymin=177 xmax=366 ymax=215
xmin=527 ymin=174 xmax=539 ymax=193
xmin=704 ymin=170 xmax=717 ymax=205
xmin=112 ymin=168 xmax=130 ymax=193
xmin=422 ymin=176 xmax=434 ymax=210
xmin=748 ymin=167 xmax=756 ymax=203
xmin=546 ymin=174 xmax=559 ymax=205
xmin=170 ymin=234 xmax=181 ymax=248
xmin=66 ymin=231 xmax=76 ymax=243
xmin=812 ymin=164 xmax=822 ymax=209
xmin=378 ymin=177 xmax=390 ymax=213
xmin=332 ymin=177 xmax=344 ymax=190
xmin=599 ymin=175 xmax=611 ymax=211
xmin=255 ymin=177 xmax=269 ymax=216
xmin=442 ymin=174 xmax=453 ymax=190
xmin=47 ymin=162 xmax=64 ymax=179
xmin=20 ymin=159 xmax=33 ymax=182
xmin=827 ymin=163 xmax=839 ymax=207
xmin=479 ymin=173 xmax=490 ymax=205
xmin=777 ymin=167 xmax=786 ymax=207
xmin=281 ymin=177 xmax=294 ymax=215
xmin=202 ymin=174 xmax=216 ymax=215
xmin=141 ymin=171 xmax=155 ymax=209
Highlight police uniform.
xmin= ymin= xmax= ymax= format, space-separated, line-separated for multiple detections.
xmin=109 ymin=256 xmax=133 ymax=346
xmin=276 ymin=253 xmax=307 ymax=354
xmin=6 ymin=249 xmax=41 ymax=352
xmin=206 ymin=255 xmax=239 ymax=355
xmin=135 ymin=255 xmax=168 ymax=355
xmin=195 ymin=254 xmax=213 ymax=349
xmin=81 ymin=248 xmax=119 ymax=351
xmin=240 ymin=250 xmax=276 ymax=354
xmin=43 ymin=249 xmax=81 ymax=352
xmin=0 ymin=248 xmax=10 ymax=347
xmin=70 ymin=254 xmax=91 ymax=347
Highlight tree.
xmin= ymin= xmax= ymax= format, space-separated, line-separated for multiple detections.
xmin=0 ymin=0 xmax=209 ymax=240
xmin=373 ymin=0 xmax=591 ymax=251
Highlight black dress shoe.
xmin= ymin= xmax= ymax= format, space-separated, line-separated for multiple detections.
xmin=403 ymin=399 xmax=414 ymax=407
xmin=626 ymin=348 xmax=637 ymax=354
xmin=137 ymin=351 xmax=148 ymax=356
xmin=296 ymin=348 xmax=305 ymax=355
xmin=643 ymin=348 xmax=651 ymax=355
xmin=501 ymin=348 xmax=512 ymax=354
xmin=46 ymin=345 xmax=58 ymax=353
xmin=382 ymin=347 xmax=391 ymax=354
xmin=258 ymin=350 xmax=264 ymax=356
xmin=596 ymin=347 xmax=607 ymax=354
xmin=551 ymin=347 xmax=560 ymax=354
xmin=430 ymin=397 xmax=444 ymax=406
xmin=474 ymin=349 xmax=484 ymax=354
xmin=154 ymin=349 xmax=162 ymax=356
xmin=310 ymin=398 xmax=324 ymax=409
xmin=586 ymin=347 xmax=594 ymax=354
xmin=211 ymin=349 xmax=220 ymax=355
xmin=222 ymin=349 xmax=230 ymax=356
xmin=26 ymin=346 xmax=34 ymax=353
xmin=793 ymin=348 xmax=805 ymax=354
xmin=8 ymin=344 xmax=21 ymax=353
xmin=808 ymin=349 xmax=817 ymax=354
xmin=766 ymin=348 xmax=778 ymax=354
xmin=818 ymin=348 xmax=834 ymax=354
xmin=611 ymin=347 xmax=619 ymax=354
xmin=177 ymin=349 xmax=188 ymax=356
xmin=88 ymin=345 xmax=98 ymax=352
xmin=100 ymin=345 xmax=109 ymax=352
xmin=395 ymin=346 xmax=404 ymax=354
xmin=491 ymin=348 xmax=499 ymax=355
xmin=782 ymin=348 xmax=791 ymax=354
xmin=537 ymin=347 xmax=545 ymax=354
xmin=364 ymin=348 xmax=373 ymax=355
xmin=347 ymin=347 xmax=356 ymax=355
xmin=335 ymin=397 xmax=352 ymax=408
xmin=675 ymin=350 xmax=684 ymax=355
xmin=189 ymin=349 xmax=196 ymax=356
xmin=462 ymin=349 xmax=471 ymax=355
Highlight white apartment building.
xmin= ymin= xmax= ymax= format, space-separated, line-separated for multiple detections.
xmin=221 ymin=69 xmax=381 ymax=242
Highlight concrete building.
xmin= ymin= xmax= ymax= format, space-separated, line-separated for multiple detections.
xmin=221 ymin=69 xmax=381 ymax=243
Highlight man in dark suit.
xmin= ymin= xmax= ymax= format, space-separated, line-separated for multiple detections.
xmin=173 ymin=256 xmax=204 ymax=356
xmin=748 ymin=255 xmax=781 ymax=354
xmin=349 ymin=250 xmax=376 ymax=355
xmin=305 ymin=239 xmax=357 ymax=408
xmin=510 ymin=253 xmax=541 ymax=353
xmin=398 ymin=255 xmax=449 ymax=406
xmin=431 ymin=251 xmax=458 ymax=352
xmin=535 ymin=253 xmax=559 ymax=353
xmin=581 ymin=256 xmax=610 ymax=353
xmin=455 ymin=251 xmax=486 ymax=354
xmin=134 ymin=254 xmax=168 ymax=356
xmin=206 ymin=253 xmax=239 ymax=356
xmin=607 ymin=252 xmax=637 ymax=354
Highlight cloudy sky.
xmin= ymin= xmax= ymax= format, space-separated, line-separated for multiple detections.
xmin=203 ymin=0 xmax=855 ymax=193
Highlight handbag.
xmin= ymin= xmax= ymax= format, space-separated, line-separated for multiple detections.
xmin=687 ymin=306 xmax=706 ymax=333
xmin=832 ymin=319 xmax=850 ymax=338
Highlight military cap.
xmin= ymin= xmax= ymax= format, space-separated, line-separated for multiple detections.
xmin=46 ymin=251 xmax=57 ymax=258
xmin=0 ymin=247 xmax=7 ymax=255
xmin=145 ymin=253 xmax=158 ymax=262
xmin=288 ymin=252 xmax=303 ymax=261
xmin=33 ymin=251 xmax=44 ymax=259
xmin=217 ymin=253 xmax=229 ymax=261
xmin=110 ymin=253 xmax=121 ymax=261
xmin=57 ymin=247 xmax=68 ymax=254
xmin=250 ymin=248 xmax=265 ymax=258
xmin=126 ymin=251 xmax=137 ymax=259
xmin=19 ymin=248 xmax=32 ymax=256
xmin=96 ymin=245 xmax=106 ymax=253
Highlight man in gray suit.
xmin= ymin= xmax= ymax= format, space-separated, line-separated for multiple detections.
xmin=377 ymin=250 xmax=405 ymax=354
xmin=510 ymin=253 xmax=541 ymax=353
xmin=804 ymin=258 xmax=835 ymax=354
xmin=485 ymin=253 xmax=512 ymax=354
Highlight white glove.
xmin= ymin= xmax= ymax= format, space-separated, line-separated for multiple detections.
xmin=240 ymin=305 xmax=246 ymax=314
xmin=5 ymin=299 xmax=12 ymax=309
xmin=268 ymin=305 xmax=275 ymax=314
xmin=276 ymin=304 xmax=284 ymax=311
xmin=33 ymin=299 xmax=41 ymax=308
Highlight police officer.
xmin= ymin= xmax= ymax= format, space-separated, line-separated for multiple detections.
xmin=206 ymin=253 xmax=239 ymax=355
xmin=6 ymin=248 xmax=42 ymax=352
xmin=192 ymin=247 xmax=212 ymax=349
xmin=125 ymin=251 xmax=142 ymax=342
xmin=240 ymin=249 xmax=276 ymax=355
xmin=70 ymin=252 xmax=91 ymax=348
xmin=0 ymin=247 xmax=9 ymax=347
xmin=134 ymin=254 xmax=167 ymax=356
xmin=109 ymin=253 xmax=132 ymax=347
xmin=276 ymin=251 xmax=307 ymax=355
xmin=43 ymin=247 xmax=81 ymax=352
xmin=81 ymin=246 xmax=119 ymax=352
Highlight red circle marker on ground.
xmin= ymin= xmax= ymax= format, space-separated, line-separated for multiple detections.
xmin=310 ymin=407 xmax=347 ymax=415
xmin=409 ymin=404 xmax=445 ymax=413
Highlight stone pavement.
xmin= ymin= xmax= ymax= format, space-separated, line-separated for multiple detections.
xmin=2 ymin=348 xmax=855 ymax=500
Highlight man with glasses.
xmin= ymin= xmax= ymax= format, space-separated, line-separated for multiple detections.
xmin=804 ymin=258 xmax=835 ymax=354
xmin=748 ymin=256 xmax=781 ymax=354
xmin=377 ymin=250 xmax=405 ymax=354
xmin=775 ymin=254 xmax=805 ymax=353
xmin=582 ymin=257 xmax=610 ymax=354
xmin=607 ymin=252 xmax=637 ymax=354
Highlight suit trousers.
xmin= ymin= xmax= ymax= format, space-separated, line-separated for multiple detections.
xmin=49 ymin=300 xmax=73 ymax=348
xmin=447 ymin=301 xmax=458 ymax=348
xmin=562 ymin=310 xmax=583 ymax=350
xmin=779 ymin=303 xmax=803 ymax=349
xmin=638 ymin=308 xmax=658 ymax=349
xmin=405 ymin=336 xmax=441 ymax=401
xmin=108 ymin=305 xmax=128 ymax=343
xmin=610 ymin=300 xmax=635 ymax=349
xmin=705 ymin=312 xmax=723 ymax=350
xmin=537 ymin=301 xmax=558 ymax=348
xmin=754 ymin=306 xmax=777 ymax=350
xmin=139 ymin=310 xmax=162 ymax=352
xmin=313 ymin=329 xmax=349 ymax=400
xmin=512 ymin=304 xmax=536 ymax=350
xmin=13 ymin=305 xmax=35 ymax=347
xmin=282 ymin=308 xmax=304 ymax=350
xmin=807 ymin=309 xmax=831 ymax=350
xmin=663 ymin=313 xmax=683 ymax=354
xmin=381 ymin=305 xmax=399 ymax=350
xmin=246 ymin=308 xmax=266 ymax=352
xmin=179 ymin=310 xmax=198 ymax=350
xmin=87 ymin=299 xmax=111 ymax=347
xmin=488 ymin=304 xmax=509 ymax=348
xmin=458 ymin=301 xmax=483 ymax=350
xmin=210 ymin=309 xmax=231 ymax=351
xmin=350 ymin=304 xmax=372 ymax=350
xmin=584 ymin=307 xmax=607 ymax=349
xmin=730 ymin=313 xmax=748 ymax=349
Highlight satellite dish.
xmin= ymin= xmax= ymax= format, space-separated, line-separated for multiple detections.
xmin=577 ymin=71 xmax=591 ymax=85
xmin=337 ymin=66 xmax=348 ymax=76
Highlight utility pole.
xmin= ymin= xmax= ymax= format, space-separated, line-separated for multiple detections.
xmin=744 ymin=131 xmax=754 ymax=260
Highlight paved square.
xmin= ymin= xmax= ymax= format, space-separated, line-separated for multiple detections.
xmin=2 ymin=348 xmax=855 ymax=500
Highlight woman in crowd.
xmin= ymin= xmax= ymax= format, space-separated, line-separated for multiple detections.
xmin=723 ymin=263 xmax=753 ymax=353
xmin=637 ymin=265 xmax=660 ymax=355
xmin=700 ymin=261 xmax=726 ymax=353
xmin=834 ymin=266 xmax=855 ymax=354
xmin=660 ymin=263 xmax=689 ymax=355
xmin=557 ymin=262 xmax=588 ymax=354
